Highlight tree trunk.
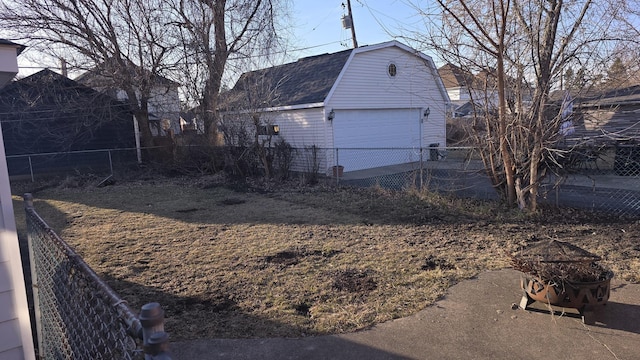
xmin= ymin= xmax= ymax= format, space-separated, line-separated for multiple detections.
xmin=201 ymin=0 xmax=229 ymax=146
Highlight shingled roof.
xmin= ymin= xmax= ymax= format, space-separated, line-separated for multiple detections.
xmin=223 ymin=49 xmax=353 ymax=110
xmin=438 ymin=63 xmax=474 ymax=89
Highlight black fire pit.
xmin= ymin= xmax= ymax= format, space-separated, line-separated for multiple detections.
xmin=512 ymin=240 xmax=614 ymax=324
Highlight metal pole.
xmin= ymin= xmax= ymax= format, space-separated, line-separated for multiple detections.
xmin=108 ymin=150 xmax=113 ymax=176
xmin=28 ymin=156 xmax=34 ymax=182
xmin=420 ymin=148 xmax=423 ymax=190
xmin=139 ymin=302 xmax=172 ymax=359
xmin=336 ymin=148 xmax=340 ymax=186
xmin=133 ymin=115 xmax=142 ymax=164
xmin=24 ymin=193 xmax=43 ymax=358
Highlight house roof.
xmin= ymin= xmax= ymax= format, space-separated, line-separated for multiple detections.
xmin=223 ymin=49 xmax=353 ymax=110
xmin=76 ymin=57 xmax=180 ymax=88
xmin=223 ymin=41 xmax=449 ymax=111
xmin=579 ymin=84 xmax=640 ymax=107
xmin=0 ymin=69 xmax=119 ymax=101
xmin=0 ymin=69 xmax=133 ymax=154
xmin=438 ymin=63 xmax=474 ymax=88
xmin=0 ymin=39 xmax=25 ymax=55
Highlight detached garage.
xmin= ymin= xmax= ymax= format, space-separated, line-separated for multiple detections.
xmin=221 ymin=40 xmax=450 ymax=175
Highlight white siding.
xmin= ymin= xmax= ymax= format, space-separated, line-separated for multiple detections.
xmin=148 ymin=86 xmax=181 ymax=135
xmin=266 ymin=107 xmax=327 ymax=148
xmin=0 ymin=46 xmax=19 ymax=86
xmin=0 ymin=47 xmax=36 ymax=358
xmin=447 ymin=87 xmax=471 ymax=101
xmin=327 ymin=47 xmax=447 ymax=115
xmin=262 ymin=107 xmax=331 ymax=173
xmin=325 ymin=46 xmax=447 ymax=160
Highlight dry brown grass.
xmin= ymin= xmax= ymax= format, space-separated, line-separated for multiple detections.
xmin=11 ymin=175 xmax=640 ymax=340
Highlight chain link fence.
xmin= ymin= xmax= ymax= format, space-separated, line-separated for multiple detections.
xmin=7 ymin=148 xmax=141 ymax=181
xmin=12 ymin=144 xmax=639 ymax=218
xmin=317 ymin=146 xmax=639 ymax=218
xmin=24 ymin=194 xmax=171 ymax=359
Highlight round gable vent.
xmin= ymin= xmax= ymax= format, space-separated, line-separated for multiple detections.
xmin=388 ymin=63 xmax=397 ymax=77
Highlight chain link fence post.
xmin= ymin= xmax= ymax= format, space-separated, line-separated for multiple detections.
xmin=23 ymin=193 xmax=173 ymax=359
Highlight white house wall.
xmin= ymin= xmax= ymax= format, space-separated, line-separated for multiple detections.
xmin=0 ymin=42 xmax=36 ymax=360
xmin=116 ymin=87 xmax=181 ymax=136
xmin=227 ymin=107 xmax=332 ymax=173
xmin=327 ymin=46 xmax=447 ymax=116
xmin=325 ymin=46 xmax=447 ymax=167
xmin=148 ymin=86 xmax=181 ymax=135
xmin=0 ymin=47 xmax=19 ymax=86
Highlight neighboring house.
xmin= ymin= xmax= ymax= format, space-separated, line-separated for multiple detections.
xmin=76 ymin=59 xmax=182 ymax=137
xmin=438 ymin=63 xmax=492 ymax=117
xmin=0 ymin=69 xmax=135 ymax=176
xmin=438 ymin=63 xmax=531 ymax=118
xmin=0 ymin=39 xmax=36 ymax=360
xmin=438 ymin=63 xmax=476 ymax=116
xmin=569 ymin=85 xmax=640 ymax=144
xmin=221 ymin=40 xmax=450 ymax=174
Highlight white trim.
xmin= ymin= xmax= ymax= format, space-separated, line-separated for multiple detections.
xmin=0 ymin=124 xmax=36 ymax=360
xmin=221 ymin=102 xmax=324 ymax=115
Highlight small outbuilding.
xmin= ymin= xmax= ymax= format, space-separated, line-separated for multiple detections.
xmin=222 ymin=40 xmax=450 ymax=174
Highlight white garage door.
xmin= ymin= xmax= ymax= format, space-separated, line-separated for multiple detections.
xmin=332 ymin=109 xmax=422 ymax=172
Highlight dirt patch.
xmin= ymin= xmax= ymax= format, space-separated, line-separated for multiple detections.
xmin=421 ymin=255 xmax=455 ymax=271
xmin=332 ymin=269 xmax=378 ymax=292
xmin=219 ymin=197 xmax=246 ymax=205
xmin=263 ymin=250 xmax=301 ymax=267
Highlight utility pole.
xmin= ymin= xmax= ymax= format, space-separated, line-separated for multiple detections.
xmin=345 ymin=0 xmax=358 ymax=48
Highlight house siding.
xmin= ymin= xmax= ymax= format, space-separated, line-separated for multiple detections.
xmin=266 ymin=107 xmax=326 ymax=147
xmin=0 ymin=40 xmax=35 ymax=360
xmin=327 ymin=47 xmax=446 ymax=113
xmin=260 ymin=107 xmax=331 ymax=173
xmin=326 ymin=46 xmax=446 ymax=155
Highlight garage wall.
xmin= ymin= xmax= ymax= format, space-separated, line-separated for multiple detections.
xmin=252 ymin=107 xmax=333 ymax=174
xmin=327 ymin=46 xmax=447 ymax=114
xmin=325 ymin=45 xmax=447 ymax=171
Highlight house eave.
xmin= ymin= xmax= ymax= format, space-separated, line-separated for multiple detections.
xmin=221 ymin=102 xmax=325 ymax=115
xmin=579 ymin=100 xmax=640 ymax=109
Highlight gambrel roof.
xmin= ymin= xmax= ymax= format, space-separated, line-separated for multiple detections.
xmin=222 ymin=41 xmax=449 ymax=112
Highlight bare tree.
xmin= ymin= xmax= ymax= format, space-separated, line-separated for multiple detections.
xmin=217 ymin=58 xmax=292 ymax=179
xmin=410 ymin=0 xmax=640 ymax=210
xmin=171 ymin=0 xmax=289 ymax=145
xmin=0 ymin=0 xmax=178 ymax=148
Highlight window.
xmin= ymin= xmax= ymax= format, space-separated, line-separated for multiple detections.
xmin=257 ymin=124 xmax=280 ymax=135
xmin=388 ymin=63 xmax=397 ymax=77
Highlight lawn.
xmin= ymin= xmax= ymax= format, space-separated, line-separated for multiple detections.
xmin=12 ymin=175 xmax=640 ymax=340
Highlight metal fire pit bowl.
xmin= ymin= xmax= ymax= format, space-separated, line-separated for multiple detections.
xmin=513 ymin=240 xmax=614 ymax=324
xmin=519 ymin=272 xmax=613 ymax=324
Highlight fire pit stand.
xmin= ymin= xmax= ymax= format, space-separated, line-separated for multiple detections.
xmin=512 ymin=240 xmax=614 ymax=325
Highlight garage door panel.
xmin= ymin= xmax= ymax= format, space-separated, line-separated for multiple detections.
xmin=333 ymin=109 xmax=421 ymax=171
